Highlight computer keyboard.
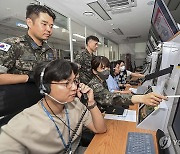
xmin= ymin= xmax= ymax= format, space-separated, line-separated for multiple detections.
xmin=126 ymin=132 xmax=155 ymax=154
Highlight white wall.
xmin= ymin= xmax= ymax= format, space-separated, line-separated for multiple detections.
xmin=119 ymin=42 xmax=147 ymax=67
xmin=119 ymin=43 xmax=135 ymax=55
xmin=134 ymin=42 xmax=147 ymax=66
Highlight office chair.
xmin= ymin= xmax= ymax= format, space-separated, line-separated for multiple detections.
xmin=0 ymin=83 xmax=42 ymax=127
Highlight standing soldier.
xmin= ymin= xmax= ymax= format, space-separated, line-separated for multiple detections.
xmin=74 ymin=35 xmax=99 ymax=85
xmin=0 ymin=4 xmax=56 ymax=85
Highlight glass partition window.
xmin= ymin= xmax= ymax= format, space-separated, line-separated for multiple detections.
xmin=72 ymin=21 xmax=85 ymax=58
xmin=0 ymin=0 xmax=39 ymax=41
xmin=95 ymin=33 xmax=104 ymax=56
xmin=46 ymin=7 xmax=70 ymax=59
xmin=108 ymin=40 xmax=118 ymax=61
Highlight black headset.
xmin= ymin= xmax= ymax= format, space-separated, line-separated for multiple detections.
xmin=39 ymin=62 xmax=51 ymax=95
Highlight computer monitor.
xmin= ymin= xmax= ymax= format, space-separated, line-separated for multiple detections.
xmin=167 ymin=97 xmax=180 ymax=153
xmin=151 ymin=0 xmax=179 ymax=42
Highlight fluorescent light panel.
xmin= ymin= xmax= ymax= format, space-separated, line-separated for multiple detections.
xmin=16 ymin=22 xmax=28 ymax=29
xmin=113 ymin=28 xmax=124 ymax=35
xmin=87 ymin=1 xmax=112 ymax=21
xmin=53 ymin=25 xmax=60 ymax=29
xmin=73 ymin=34 xmax=86 ymax=39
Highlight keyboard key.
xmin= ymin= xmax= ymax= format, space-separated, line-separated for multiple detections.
xmin=126 ymin=132 xmax=155 ymax=154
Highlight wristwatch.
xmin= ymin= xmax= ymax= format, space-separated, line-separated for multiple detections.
xmin=87 ymin=102 xmax=97 ymax=110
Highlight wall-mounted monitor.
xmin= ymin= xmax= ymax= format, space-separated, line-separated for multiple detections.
xmin=151 ymin=0 xmax=179 ymax=42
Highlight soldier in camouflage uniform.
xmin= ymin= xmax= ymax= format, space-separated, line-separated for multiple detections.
xmin=88 ymin=56 xmax=167 ymax=109
xmin=0 ymin=4 xmax=56 ymax=85
xmin=74 ymin=35 xmax=99 ymax=85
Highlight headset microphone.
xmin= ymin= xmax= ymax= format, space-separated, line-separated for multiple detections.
xmin=44 ymin=92 xmax=67 ymax=105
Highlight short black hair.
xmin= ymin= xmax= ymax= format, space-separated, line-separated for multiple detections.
xmin=110 ymin=61 xmax=119 ymax=77
xmin=86 ymin=35 xmax=99 ymax=45
xmin=26 ymin=4 xmax=56 ymax=21
xmin=116 ymin=60 xmax=125 ymax=65
xmin=34 ymin=59 xmax=78 ymax=87
xmin=91 ymin=56 xmax=110 ymax=71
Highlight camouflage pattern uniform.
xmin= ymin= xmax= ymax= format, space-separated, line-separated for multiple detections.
xmin=88 ymin=75 xmax=133 ymax=107
xmin=74 ymin=49 xmax=95 ymax=85
xmin=0 ymin=34 xmax=55 ymax=74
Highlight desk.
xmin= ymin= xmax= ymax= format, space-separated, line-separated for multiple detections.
xmin=85 ymin=104 xmax=158 ymax=154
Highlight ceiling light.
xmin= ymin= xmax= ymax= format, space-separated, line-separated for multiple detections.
xmin=72 ymin=39 xmax=76 ymax=42
xmin=87 ymin=1 xmax=111 ymax=21
xmin=53 ymin=25 xmax=60 ymax=29
xmin=73 ymin=34 xmax=86 ymax=39
xmin=110 ymin=23 xmax=114 ymax=26
xmin=62 ymin=28 xmax=68 ymax=33
xmin=113 ymin=28 xmax=124 ymax=35
xmin=83 ymin=11 xmax=95 ymax=16
xmin=16 ymin=22 xmax=28 ymax=29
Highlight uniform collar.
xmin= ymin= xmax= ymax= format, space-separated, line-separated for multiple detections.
xmin=24 ymin=34 xmax=51 ymax=51
xmin=85 ymin=48 xmax=94 ymax=56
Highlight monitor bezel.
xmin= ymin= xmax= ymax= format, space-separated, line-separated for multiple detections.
xmin=151 ymin=0 xmax=179 ymax=42
xmin=138 ymin=103 xmax=155 ymax=125
xmin=167 ymin=83 xmax=180 ymax=153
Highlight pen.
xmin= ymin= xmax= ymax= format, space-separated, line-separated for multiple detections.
xmin=166 ymin=95 xmax=180 ymax=98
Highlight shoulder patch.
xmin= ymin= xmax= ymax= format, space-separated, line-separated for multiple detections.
xmin=0 ymin=42 xmax=11 ymax=52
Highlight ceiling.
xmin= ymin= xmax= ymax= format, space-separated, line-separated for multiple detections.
xmin=0 ymin=0 xmax=179 ymax=45
xmin=43 ymin=0 xmax=156 ymax=44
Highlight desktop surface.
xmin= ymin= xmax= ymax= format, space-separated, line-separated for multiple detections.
xmin=85 ymin=105 xmax=159 ymax=154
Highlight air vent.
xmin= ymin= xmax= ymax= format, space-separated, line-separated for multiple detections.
xmin=113 ymin=28 xmax=124 ymax=35
xmin=100 ymin=0 xmax=137 ymax=10
xmin=127 ymin=35 xmax=141 ymax=39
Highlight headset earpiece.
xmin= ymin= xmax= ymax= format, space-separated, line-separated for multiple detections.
xmin=43 ymin=83 xmax=50 ymax=94
xmin=39 ymin=63 xmax=51 ymax=95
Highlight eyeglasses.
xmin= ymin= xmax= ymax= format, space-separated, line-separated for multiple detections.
xmin=51 ymin=79 xmax=79 ymax=89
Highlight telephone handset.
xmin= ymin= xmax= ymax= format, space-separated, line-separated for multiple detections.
xmin=80 ymin=93 xmax=88 ymax=106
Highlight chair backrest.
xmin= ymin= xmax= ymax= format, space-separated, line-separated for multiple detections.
xmin=0 ymin=83 xmax=42 ymax=125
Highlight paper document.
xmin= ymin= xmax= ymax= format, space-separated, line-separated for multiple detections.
xmin=104 ymin=109 xmax=136 ymax=122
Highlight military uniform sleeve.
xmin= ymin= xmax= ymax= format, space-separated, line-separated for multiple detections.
xmin=74 ymin=52 xmax=83 ymax=67
xmin=0 ymin=40 xmax=20 ymax=73
xmin=88 ymin=80 xmax=133 ymax=106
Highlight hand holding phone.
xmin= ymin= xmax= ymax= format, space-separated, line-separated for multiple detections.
xmin=77 ymin=83 xmax=95 ymax=106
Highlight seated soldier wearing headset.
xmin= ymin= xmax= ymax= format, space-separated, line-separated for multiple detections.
xmin=0 ymin=59 xmax=106 ymax=154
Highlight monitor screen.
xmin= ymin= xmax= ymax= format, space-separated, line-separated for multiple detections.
xmin=151 ymin=0 xmax=179 ymax=42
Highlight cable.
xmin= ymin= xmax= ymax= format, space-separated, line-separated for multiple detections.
xmin=44 ymin=98 xmax=81 ymax=138
xmin=44 ymin=97 xmax=88 ymax=153
xmin=64 ymin=108 xmax=88 ymax=154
